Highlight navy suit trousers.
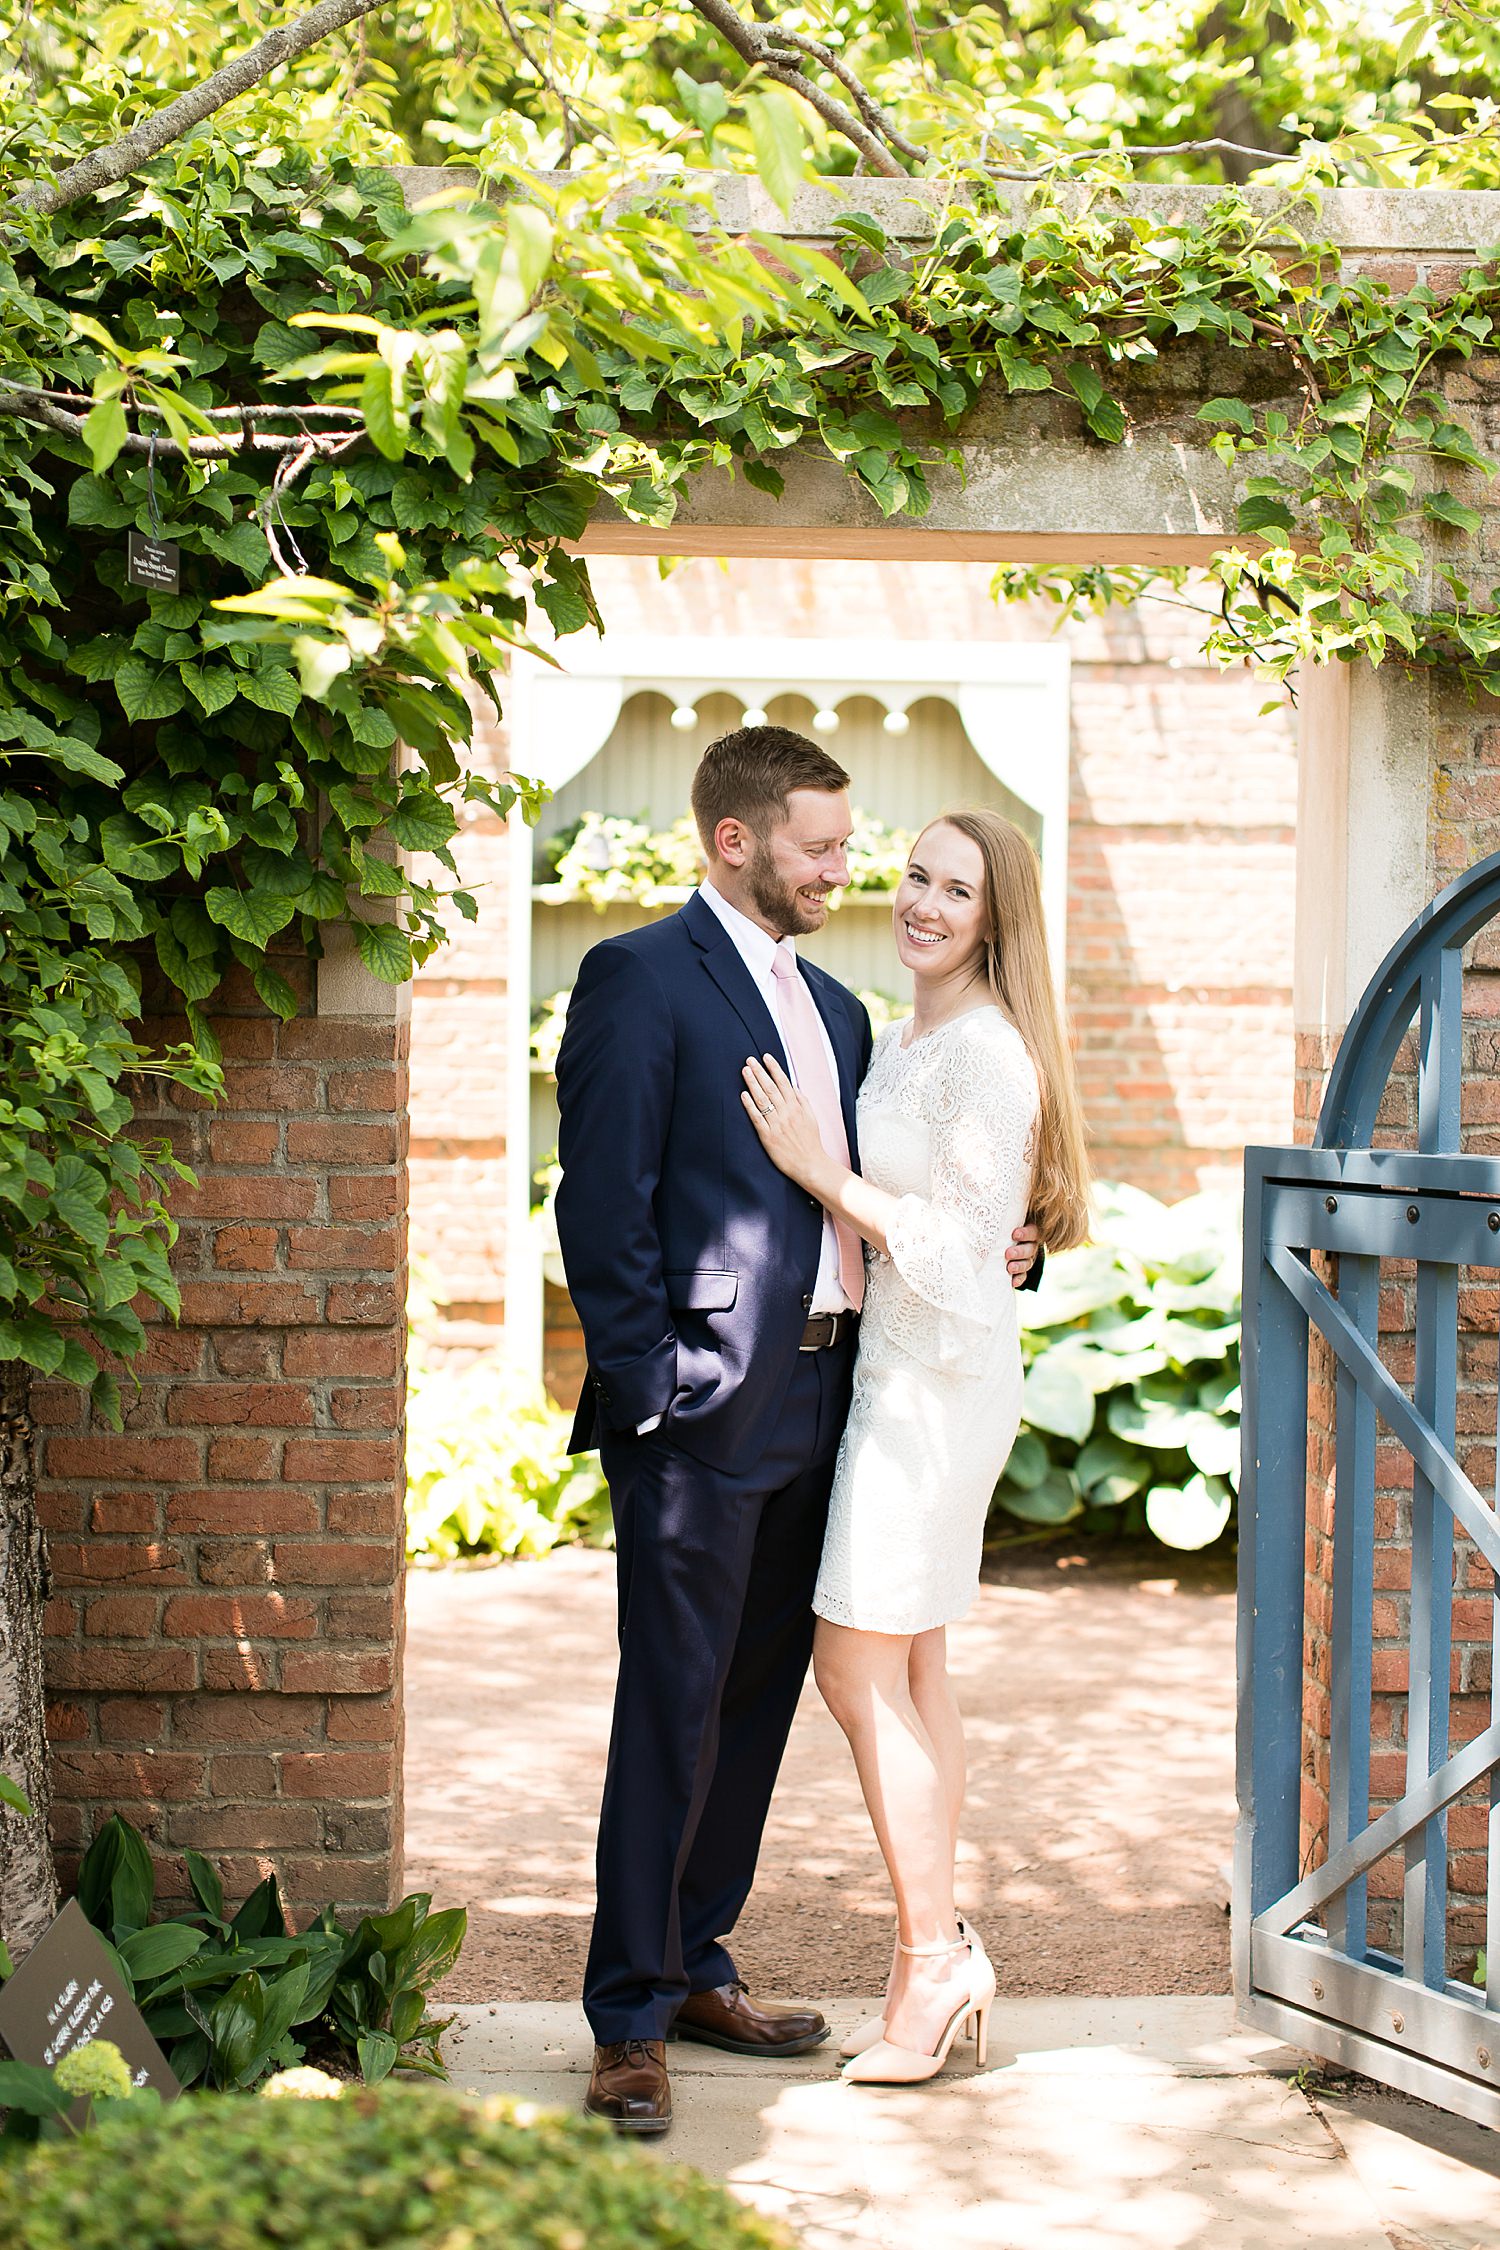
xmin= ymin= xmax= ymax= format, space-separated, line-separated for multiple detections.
xmin=583 ymin=1335 xmax=854 ymax=2045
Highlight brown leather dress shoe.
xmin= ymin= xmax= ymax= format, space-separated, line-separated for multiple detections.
xmin=583 ymin=2038 xmax=672 ymax=2133
xmin=671 ymin=1981 xmax=829 ymax=2058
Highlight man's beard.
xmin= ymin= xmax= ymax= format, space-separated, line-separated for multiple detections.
xmin=746 ymin=836 xmax=830 ymax=936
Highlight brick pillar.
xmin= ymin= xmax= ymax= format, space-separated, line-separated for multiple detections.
xmin=37 ymin=934 xmax=409 ymax=1919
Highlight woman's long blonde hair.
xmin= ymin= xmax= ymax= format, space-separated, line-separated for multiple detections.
xmin=926 ymin=808 xmax=1090 ymax=1253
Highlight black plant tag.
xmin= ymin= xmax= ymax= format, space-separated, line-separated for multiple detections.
xmin=0 ymin=1897 xmax=181 ymax=2107
xmin=127 ymin=531 xmax=180 ymax=593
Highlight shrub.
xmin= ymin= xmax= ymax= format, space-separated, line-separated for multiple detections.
xmin=69 ymin=1818 xmax=463 ymax=2095
xmin=993 ymin=1183 xmax=1241 ymax=1552
xmin=405 ymin=1351 xmax=610 ymax=1561
xmin=0 ymin=2083 xmax=794 ymax=2250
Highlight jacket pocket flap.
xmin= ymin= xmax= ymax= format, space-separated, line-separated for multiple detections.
xmin=665 ymin=1269 xmax=738 ymax=1312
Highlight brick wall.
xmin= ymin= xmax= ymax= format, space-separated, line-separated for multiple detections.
xmin=37 ymin=958 xmax=409 ymax=1918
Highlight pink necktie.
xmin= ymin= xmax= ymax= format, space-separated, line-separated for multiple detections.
xmin=770 ymin=947 xmax=865 ymax=1311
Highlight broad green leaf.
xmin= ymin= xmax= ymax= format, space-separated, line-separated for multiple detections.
xmin=204 ymin=886 xmax=298 ymax=945
xmin=358 ymin=2029 xmax=399 ymax=2084
xmin=1002 ymin=1430 xmax=1049 ymax=1491
xmin=1145 ymin=1474 xmax=1232 ymax=1551
xmin=362 ymin=359 xmax=408 ymax=461
xmin=353 ymin=919 xmax=413 ymax=983
xmin=116 ymin=659 xmax=187 ymax=724
xmin=118 ymin=1923 xmax=207 ymax=1983
xmin=672 ymin=67 xmax=729 ymax=135
xmin=995 ymin=1465 xmax=1083 ymax=1526
xmin=0 ymin=1775 xmax=33 ymax=1816
xmin=1424 ymin=490 xmax=1482 ymax=536
xmin=1021 ymin=1348 xmax=1095 ymax=1444
xmin=745 ymin=89 xmax=808 ymax=217
xmin=241 ymin=667 xmax=301 ymax=715
xmin=1075 ymin=1434 xmax=1149 ymax=1501
xmin=84 ymin=398 xmax=129 ymax=473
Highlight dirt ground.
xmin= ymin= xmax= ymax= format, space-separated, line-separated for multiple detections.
xmin=404 ymin=1539 xmax=1237 ymax=2007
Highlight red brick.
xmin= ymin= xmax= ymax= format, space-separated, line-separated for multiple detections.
xmin=283 ymin=1437 xmax=399 ymax=1483
xmin=201 ymin=1648 xmax=279 ymax=1693
xmin=166 ymin=1384 xmax=314 ymax=1429
xmin=209 ymin=1754 xmax=278 ymax=1795
xmin=97 ymin=1698 xmax=167 ymax=1744
xmin=327 ymin=1069 xmax=403 ymax=1113
xmin=46 ymin=1434 xmax=202 ymax=1483
xmin=89 ymin=1493 xmax=159 ymax=1535
xmin=179 ymin=1177 xmax=316 ymax=1222
xmin=46 ymin=1541 xmax=188 ymax=1587
xmin=51 ymin=1750 xmax=206 ymax=1802
xmin=213 ymin=1227 xmax=279 ymax=1273
xmin=198 ymin=1543 xmax=274 ymax=1589
xmin=329 ymin=1386 xmax=402 ymax=1431
xmin=329 ymin=1174 xmax=402 ymax=1223
xmin=212 ymin=1333 xmax=283 ymax=1379
xmin=325 ymin=1490 xmax=402 ymax=1536
xmin=287 ymin=1226 xmax=400 ymax=1271
xmin=46 ymin=1638 xmax=197 ymax=1692
xmin=287 ymin=1121 xmax=400 ymax=1166
xmin=206 ymin=1435 xmax=283 ymax=1482
xmin=280 ymin=1021 xmax=395 ymax=1062
xmin=77 ymin=1595 xmax=168 ymax=1640
xmin=45 ymin=1701 xmax=90 ymax=1741
xmin=209 ymin=1118 xmax=281 ymax=1165
xmin=271 ymin=1544 xmax=395 ymax=1589
xmin=162 ymin=1593 xmax=318 ymax=1641
xmin=326 ymin=1281 xmax=402 ymax=1325
xmin=213 ymin=1066 xmax=318 ymax=1109
xmin=43 ymin=1596 xmax=80 ymax=1637
xmin=171 ymin=1695 xmax=321 ymax=1746
xmin=326 ymin=1593 xmax=398 ymax=1639
xmin=179 ymin=1281 xmax=322 ymax=1327
xmin=166 ymin=1490 xmax=320 ymax=1535
xmin=281 ymin=1751 xmax=391 ymax=1800
xmin=283 ymin=1331 xmax=401 ymax=1380
xmin=31 ymin=1382 xmax=84 ymax=1428
xmin=171 ymin=1802 xmax=321 ymax=1850
xmin=284 ymin=1652 xmax=395 ymax=1697
xmin=325 ymin=1694 xmax=399 ymax=1740
xmin=36 ymin=1491 xmax=84 ymax=1534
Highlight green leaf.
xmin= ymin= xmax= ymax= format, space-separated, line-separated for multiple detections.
xmin=116 ymin=658 xmax=187 ymax=724
xmin=1066 ymin=366 xmax=1125 ymax=444
xmin=673 ymin=67 xmax=729 ymax=135
xmin=1074 ymin=1434 xmax=1149 ymax=1503
xmin=1424 ymin=490 xmax=1482 ymax=536
xmin=745 ymin=88 xmax=807 ymax=217
xmin=1196 ymin=396 xmax=1254 ymax=433
xmin=1237 ymin=495 xmax=1295 ymax=537
xmin=252 ymin=963 xmax=300 ymax=1022
xmin=352 ymin=920 xmax=413 ymax=983
xmin=1145 ymin=1474 xmax=1233 ymax=1551
xmin=67 ymin=475 xmax=134 ymax=530
xmin=184 ymin=1848 xmax=227 ymax=1927
xmin=1021 ymin=1349 xmax=1096 ymax=1444
xmin=204 ymin=887 xmax=298 ymax=946
xmin=301 ymin=871 xmax=348 ymax=919
xmin=0 ymin=2060 xmax=72 ymax=2118
xmin=996 ymin=1466 xmax=1083 ymax=1526
xmin=84 ymin=398 xmax=129 ymax=474
xmin=389 ymin=797 xmax=458 ymax=854
xmin=241 ymin=667 xmax=301 ymax=715
xmin=358 ymin=2029 xmax=399 ymax=2084
xmin=362 ymin=359 xmax=408 ymax=461
xmin=0 ymin=1775 xmax=33 ymax=1816
xmin=118 ymin=1923 xmax=207 ymax=1983
xmin=1002 ymin=1430 xmax=1049 ymax=1491
xmin=77 ymin=1814 xmax=156 ymax=1940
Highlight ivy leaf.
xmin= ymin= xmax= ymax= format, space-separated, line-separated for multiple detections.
xmin=858 ymin=266 xmax=910 ymax=309
xmin=203 ymin=887 xmax=298 ymax=945
xmin=180 ymin=664 xmax=240 ymax=716
xmin=84 ymin=399 xmax=129 ymax=474
xmin=203 ymin=522 xmax=272 ymax=576
xmin=352 ymin=919 xmax=413 ymax=982
xmin=525 ymin=481 xmax=591 ymax=540
xmin=741 ymin=458 xmax=785 ymax=499
xmin=672 ymin=67 xmax=729 ymax=135
xmin=1067 ymin=366 xmax=1126 ymax=444
xmin=67 ymin=475 xmax=134 ymax=530
xmin=116 ymin=658 xmax=187 ymax=724
xmin=534 ymin=574 xmax=592 ymax=636
xmin=240 ymin=667 xmax=301 ymax=715
xmin=90 ymin=1370 xmax=124 ymax=1432
xmin=1423 ymin=490 xmax=1482 ymax=536
xmin=1195 ymin=395 xmax=1255 ymax=433
xmin=66 ymin=635 xmax=129 ymax=682
xmin=1237 ymin=494 xmax=1296 ymax=537
xmin=252 ymin=962 xmax=300 ymax=1022
xmin=389 ymin=797 xmax=458 ymax=853
xmin=301 ymin=872 xmax=347 ymax=919
xmin=361 ymin=359 xmax=408 ymax=461
xmin=1322 ymin=383 xmax=1373 ymax=425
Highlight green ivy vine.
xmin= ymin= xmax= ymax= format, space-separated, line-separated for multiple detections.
xmin=0 ymin=125 xmax=1497 ymax=1409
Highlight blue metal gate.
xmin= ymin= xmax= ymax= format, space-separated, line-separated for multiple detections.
xmin=1236 ymin=850 xmax=1500 ymax=2126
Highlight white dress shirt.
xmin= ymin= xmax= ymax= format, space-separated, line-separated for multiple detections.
xmin=696 ymin=879 xmax=853 ymax=1317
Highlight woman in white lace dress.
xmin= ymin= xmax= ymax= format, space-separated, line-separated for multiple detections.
xmin=742 ymin=809 xmax=1089 ymax=2087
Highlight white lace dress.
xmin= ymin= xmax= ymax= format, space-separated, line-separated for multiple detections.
xmin=814 ymin=1007 xmax=1040 ymax=1636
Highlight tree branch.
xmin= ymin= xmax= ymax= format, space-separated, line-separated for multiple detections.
xmin=688 ymin=0 xmax=911 ymax=175
xmin=0 ymin=386 xmax=364 ymax=457
xmin=5 ymin=0 xmax=395 ymax=218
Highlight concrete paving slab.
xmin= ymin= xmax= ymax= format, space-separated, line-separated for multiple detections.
xmin=437 ymin=1997 xmax=1500 ymax=2250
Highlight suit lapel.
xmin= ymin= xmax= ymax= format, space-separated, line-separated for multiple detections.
xmin=682 ymin=891 xmax=789 ymax=1071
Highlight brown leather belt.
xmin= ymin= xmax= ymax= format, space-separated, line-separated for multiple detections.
xmin=800 ymin=1312 xmax=854 ymax=1352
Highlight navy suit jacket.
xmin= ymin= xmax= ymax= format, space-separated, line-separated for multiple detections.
xmin=555 ymin=890 xmax=873 ymax=1476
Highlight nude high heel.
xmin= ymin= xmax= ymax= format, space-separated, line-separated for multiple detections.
xmin=838 ymin=1916 xmax=986 ymax=2061
xmin=840 ymin=1931 xmax=996 ymax=2085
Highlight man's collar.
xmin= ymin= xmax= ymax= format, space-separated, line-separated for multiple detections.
xmin=696 ymin=879 xmax=788 ymax=979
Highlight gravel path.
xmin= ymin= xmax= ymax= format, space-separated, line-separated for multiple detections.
xmin=404 ymin=1540 xmax=1237 ymax=2007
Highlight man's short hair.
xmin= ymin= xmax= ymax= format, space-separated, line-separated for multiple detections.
xmin=690 ymin=725 xmax=850 ymax=853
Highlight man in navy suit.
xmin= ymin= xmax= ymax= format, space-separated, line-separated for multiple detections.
xmin=555 ymin=727 xmax=1038 ymax=2132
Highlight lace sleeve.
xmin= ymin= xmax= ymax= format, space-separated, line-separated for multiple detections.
xmin=884 ymin=1017 xmax=1039 ymax=1369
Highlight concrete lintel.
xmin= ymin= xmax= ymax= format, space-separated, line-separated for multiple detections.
xmin=390 ymin=166 xmax=1500 ymax=257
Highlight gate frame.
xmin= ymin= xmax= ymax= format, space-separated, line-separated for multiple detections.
xmin=1236 ymin=849 xmax=1500 ymax=2129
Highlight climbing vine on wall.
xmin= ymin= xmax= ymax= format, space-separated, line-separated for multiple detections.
xmin=0 ymin=112 xmax=1497 ymax=1399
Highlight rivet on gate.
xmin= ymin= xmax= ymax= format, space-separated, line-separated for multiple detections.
xmin=1324 ymin=1196 xmax=1337 ymax=1214
xmin=1311 ymin=1980 xmax=1324 ymax=2002
xmin=1489 ymin=1212 xmax=1500 ymax=1233
xmin=1391 ymin=2012 xmax=1405 ymax=2034
xmin=1406 ymin=1205 xmax=1420 ymax=1223
xmin=1479 ymin=2047 xmax=1492 ymax=2070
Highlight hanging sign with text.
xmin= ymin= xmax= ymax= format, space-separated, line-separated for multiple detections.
xmin=0 ymin=1898 xmax=180 ymax=2098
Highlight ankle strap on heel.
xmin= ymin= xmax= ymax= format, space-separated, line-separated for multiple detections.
xmin=896 ymin=1934 xmax=969 ymax=1957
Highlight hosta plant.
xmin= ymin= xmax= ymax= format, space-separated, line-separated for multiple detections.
xmin=405 ymin=1351 xmax=611 ymax=1561
xmin=993 ymin=1183 xmax=1241 ymax=1552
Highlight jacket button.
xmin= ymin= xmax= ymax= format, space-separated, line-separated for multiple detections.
xmin=801 ymin=1294 xmax=812 ymax=1312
